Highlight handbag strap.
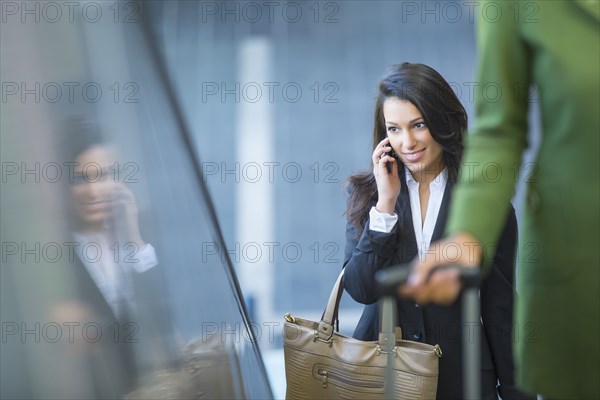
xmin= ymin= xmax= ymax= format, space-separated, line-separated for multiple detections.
xmin=378 ymin=297 xmax=399 ymax=349
xmin=318 ymin=270 xmax=398 ymax=345
xmin=317 ymin=270 xmax=345 ymax=341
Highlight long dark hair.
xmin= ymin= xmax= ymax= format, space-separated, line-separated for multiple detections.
xmin=62 ymin=116 xmax=105 ymax=165
xmin=346 ymin=63 xmax=467 ymax=234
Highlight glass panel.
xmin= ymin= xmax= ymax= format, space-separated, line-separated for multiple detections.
xmin=0 ymin=1 xmax=272 ymax=398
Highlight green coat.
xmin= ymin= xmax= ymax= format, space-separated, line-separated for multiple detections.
xmin=446 ymin=1 xmax=599 ymax=398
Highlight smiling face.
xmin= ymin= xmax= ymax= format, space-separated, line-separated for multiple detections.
xmin=383 ymin=97 xmax=445 ymax=182
xmin=70 ymin=145 xmax=118 ymax=230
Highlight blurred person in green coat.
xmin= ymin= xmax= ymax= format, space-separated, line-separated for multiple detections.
xmin=400 ymin=1 xmax=599 ymax=399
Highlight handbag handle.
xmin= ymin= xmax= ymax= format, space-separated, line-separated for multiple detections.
xmin=317 ymin=270 xmax=397 ymax=346
xmin=316 ymin=270 xmax=345 ymax=341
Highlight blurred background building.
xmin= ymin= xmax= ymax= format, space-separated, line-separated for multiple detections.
xmin=1 ymin=1 xmax=540 ymax=398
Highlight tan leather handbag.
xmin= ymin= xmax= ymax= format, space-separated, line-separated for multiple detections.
xmin=125 ymin=333 xmax=247 ymax=399
xmin=283 ymin=270 xmax=442 ymax=400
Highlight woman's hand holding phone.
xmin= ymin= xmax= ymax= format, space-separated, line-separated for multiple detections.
xmin=372 ymin=137 xmax=400 ymax=214
xmin=110 ymin=183 xmax=145 ymax=248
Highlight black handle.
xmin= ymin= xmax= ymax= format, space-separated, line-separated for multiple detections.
xmin=375 ymin=264 xmax=481 ymax=296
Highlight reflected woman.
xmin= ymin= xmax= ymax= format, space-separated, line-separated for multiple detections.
xmin=67 ymin=119 xmax=158 ymax=321
xmin=343 ymin=63 xmax=533 ymax=399
xmin=53 ymin=117 xmax=173 ymax=398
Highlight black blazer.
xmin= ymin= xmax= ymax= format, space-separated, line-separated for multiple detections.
xmin=54 ymin=240 xmax=177 ymax=399
xmin=343 ymin=181 xmax=534 ymax=400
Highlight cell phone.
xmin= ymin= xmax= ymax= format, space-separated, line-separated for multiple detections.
xmin=385 ymin=147 xmax=398 ymax=159
xmin=384 ymin=146 xmax=398 ymax=173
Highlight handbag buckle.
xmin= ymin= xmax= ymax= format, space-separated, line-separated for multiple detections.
xmin=376 ymin=345 xmax=397 ymax=356
xmin=284 ymin=313 xmax=296 ymax=323
xmin=434 ymin=344 xmax=442 ymax=358
xmin=313 ymin=331 xmax=334 ymax=346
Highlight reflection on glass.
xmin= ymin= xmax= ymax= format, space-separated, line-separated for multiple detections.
xmin=50 ymin=116 xmax=168 ymax=397
xmin=0 ymin=2 xmax=272 ymax=399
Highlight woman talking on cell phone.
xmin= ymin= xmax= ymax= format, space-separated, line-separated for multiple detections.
xmin=49 ymin=117 xmax=175 ymax=399
xmin=342 ymin=63 xmax=534 ymax=399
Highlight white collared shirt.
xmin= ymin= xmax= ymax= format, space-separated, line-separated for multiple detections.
xmin=73 ymin=232 xmax=158 ymax=318
xmin=369 ymin=167 xmax=448 ymax=259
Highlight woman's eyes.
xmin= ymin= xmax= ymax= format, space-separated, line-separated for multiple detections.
xmin=387 ymin=122 xmax=426 ymax=132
